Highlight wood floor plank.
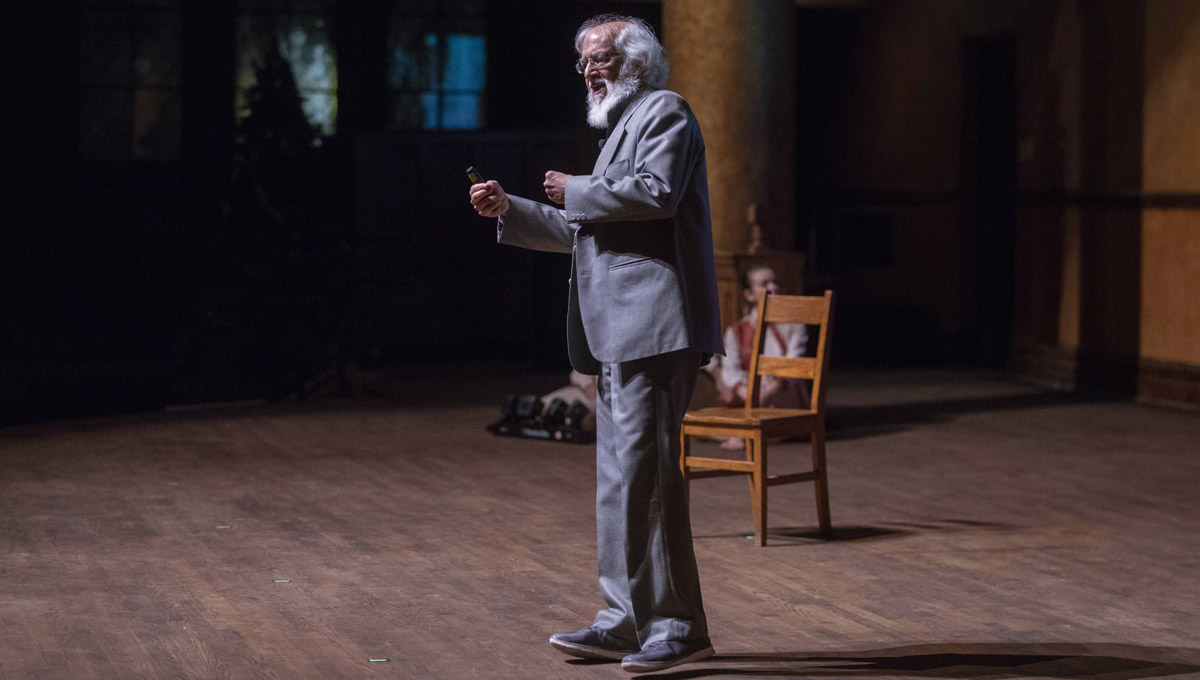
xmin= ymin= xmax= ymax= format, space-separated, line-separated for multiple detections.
xmin=2 ymin=369 xmax=1200 ymax=679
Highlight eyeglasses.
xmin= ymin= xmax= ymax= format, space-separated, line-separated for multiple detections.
xmin=575 ymin=51 xmax=621 ymax=73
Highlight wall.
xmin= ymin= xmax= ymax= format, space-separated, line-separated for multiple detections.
xmin=1139 ymin=0 xmax=1200 ymax=407
xmin=798 ymin=1 xmax=1017 ymax=365
xmin=1011 ymin=0 xmax=1200 ymax=408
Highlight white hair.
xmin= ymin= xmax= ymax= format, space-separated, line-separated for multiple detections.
xmin=574 ymin=14 xmax=669 ymax=90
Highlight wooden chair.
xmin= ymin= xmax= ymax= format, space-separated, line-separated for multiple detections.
xmin=681 ymin=290 xmax=835 ymax=546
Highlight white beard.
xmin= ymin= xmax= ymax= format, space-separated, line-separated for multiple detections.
xmin=586 ymin=75 xmax=640 ymax=129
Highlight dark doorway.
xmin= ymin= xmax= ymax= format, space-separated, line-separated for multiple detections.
xmin=963 ymin=39 xmax=1017 ymax=368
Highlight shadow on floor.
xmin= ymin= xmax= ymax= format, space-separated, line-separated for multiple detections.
xmin=696 ymin=519 xmax=1018 ymax=545
xmin=824 ymin=389 xmax=1125 ymax=441
xmin=694 ymin=525 xmax=906 ymax=544
xmin=643 ymin=642 xmax=1200 ymax=679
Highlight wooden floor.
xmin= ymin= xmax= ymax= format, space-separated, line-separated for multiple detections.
xmin=2 ymin=367 xmax=1200 ymax=680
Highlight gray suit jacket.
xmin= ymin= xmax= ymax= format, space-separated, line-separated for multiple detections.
xmin=498 ymin=87 xmax=723 ymax=375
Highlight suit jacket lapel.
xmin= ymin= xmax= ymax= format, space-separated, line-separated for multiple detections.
xmin=593 ymin=127 xmax=625 ymax=172
xmin=592 ymin=88 xmax=655 ymax=172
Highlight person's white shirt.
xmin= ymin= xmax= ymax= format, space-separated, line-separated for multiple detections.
xmin=716 ymin=309 xmax=808 ymax=407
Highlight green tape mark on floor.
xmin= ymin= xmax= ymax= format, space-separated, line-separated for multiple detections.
xmin=273 ymin=579 xmax=291 ymax=583
xmin=369 ymin=658 xmax=390 ymax=662
xmin=215 ymin=525 xmax=231 ymax=529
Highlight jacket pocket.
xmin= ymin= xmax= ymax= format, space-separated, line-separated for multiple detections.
xmin=603 ymin=159 xmax=631 ymax=179
xmin=608 ymin=256 xmax=655 ymax=271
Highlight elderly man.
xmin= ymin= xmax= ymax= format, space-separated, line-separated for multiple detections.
xmin=470 ymin=14 xmax=721 ymax=673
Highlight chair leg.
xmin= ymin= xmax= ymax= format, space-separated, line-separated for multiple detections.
xmin=680 ymin=429 xmax=691 ymax=503
xmin=752 ymin=431 xmax=767 ymax=546
xmin=812 ymin=423 xmax=832 ymax=538
xmin=743 ymin=434 xmax=758 ymax=535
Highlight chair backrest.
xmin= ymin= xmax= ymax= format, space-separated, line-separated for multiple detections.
xmin=745 ymin=290 xmax=835 ymax=413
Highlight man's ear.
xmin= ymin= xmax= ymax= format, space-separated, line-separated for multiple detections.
xmin=629 ymin=57 xmax=648 ymax=79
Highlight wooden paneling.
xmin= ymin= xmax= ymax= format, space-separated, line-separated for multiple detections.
xmin=1008 ymin=340 xmax=1077 ymax=391
xmin=1139 ymin=3 xmax=1200 ymax=377
xmin=1143 ymin=0 xmax=1200 ymax=194
xmin=1139 ymin=356 xmax=1200 ymax=411
xmin=1140 ymin=209 xmax=1200 ymax=367
xmin=1013 ymin=1 xmax=1200 ymax=396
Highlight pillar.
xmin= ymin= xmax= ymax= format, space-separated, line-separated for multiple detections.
xmin=662 ymin=0 xmax=797 ymax=254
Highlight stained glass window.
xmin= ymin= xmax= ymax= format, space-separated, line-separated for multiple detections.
xmin=80 ymin=0 xmax=182 ymax=160
xmin=236 ymin=0 xmax=338 ymax=137
xmin=387 ymin=0 xmax=486 ymax=130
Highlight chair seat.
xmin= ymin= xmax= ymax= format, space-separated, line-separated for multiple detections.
xmin=683 ymin=406 xmax=817 ymax=429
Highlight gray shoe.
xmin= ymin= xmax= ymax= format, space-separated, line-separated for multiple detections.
xmin=549 ymin=627 xmax=639 ymax=661
xmin=621 ymin=638 xmax=714 ymax=673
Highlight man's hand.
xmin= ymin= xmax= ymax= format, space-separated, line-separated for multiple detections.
xmin=544 ymin=171 xmax=572 ymax=205
xmin=470 ymin=180 xmax=510 ymax=218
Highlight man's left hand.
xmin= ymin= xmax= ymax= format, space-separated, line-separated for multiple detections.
xmin=544 ymin=171 xmax=572 ymax=205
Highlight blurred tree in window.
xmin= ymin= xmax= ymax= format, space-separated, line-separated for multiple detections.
xmin=236 ymin=0 xmax=337 ymax=137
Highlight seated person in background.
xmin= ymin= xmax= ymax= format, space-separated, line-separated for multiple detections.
xmin=707 ymin=265 xmax=809 ymax=450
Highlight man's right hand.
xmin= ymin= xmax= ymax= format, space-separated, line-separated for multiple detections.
xmin=470 ymin=180 xmax=510 ymax=218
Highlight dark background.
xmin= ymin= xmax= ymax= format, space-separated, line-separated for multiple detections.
xmin=1 ymin=1 xmax=1020 ymax=424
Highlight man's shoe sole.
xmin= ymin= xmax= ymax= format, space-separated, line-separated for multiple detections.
xmin=549 ymin=637 xmax=635 ymax=661
xmin=621 ymin=645 xmax=715 ymax=673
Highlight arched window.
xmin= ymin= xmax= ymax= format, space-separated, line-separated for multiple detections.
xmin=236 ymin=0 xmax=338 ymax=137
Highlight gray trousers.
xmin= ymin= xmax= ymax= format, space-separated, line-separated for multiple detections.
xmin=591 ymin=350 xmax=709 ymax=646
